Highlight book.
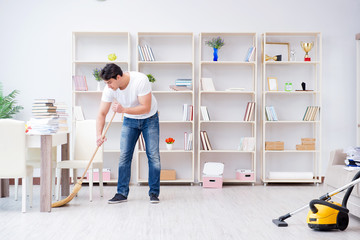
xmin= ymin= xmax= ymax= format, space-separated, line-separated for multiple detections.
xmin=138 ymin=45 xmax=145 ymax=61
xmin=200 ymin=131 xmax=208 ymax=150
xmin=203 ymin=131 xmax=213 ymax=150
xmin=74 ymin=106 xmax=85 ymax=121
xmin=244 ymin=46 xmax=255 ymax=62
xmin=72 ymin=75 xmax=88 ymax=91
xmin=200 ymin=106 xmax=210 ymax=121
xmin=201 ymin=78 xmax=216 ymax=91
xmin=34 ymin=99 xmax=55 ymax=104
xmin=169 ymin=85 xmax=191 ymax=91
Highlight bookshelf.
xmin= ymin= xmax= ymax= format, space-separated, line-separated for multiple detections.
xmin=72 ymin=32 xmax=130 ymax=183
xmin=136 ymin=32 xmax=195 ymax=184
xmin=198 ymin=32 xmax=257 ymax=185
xmin=261 ymin=32 xmax=322 ymax=185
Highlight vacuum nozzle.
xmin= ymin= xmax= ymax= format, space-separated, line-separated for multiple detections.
xmin=272 ymin=218 xmax=288 ymax=227
xmin=273 ymin=213 xmax=291 ymax=227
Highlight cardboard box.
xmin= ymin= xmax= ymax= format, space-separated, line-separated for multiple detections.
xmin=160 ymin=169 xmax=176 ymax=180
xmin=265 ymin=141 xmax=284 ymax=150
xmin=236 ymin=169 xmax=254 ymax=181
xmin=296 ymin=144 xmax=315 ymax=150
xmin=301 ymin=138 xmax=316 ymax=142
xmin=86 ymin=169 xmax=111 ymax=181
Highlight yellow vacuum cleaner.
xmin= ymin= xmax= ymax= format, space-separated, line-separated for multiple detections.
xmin=273 ymin=170 xmax=360 ymax=231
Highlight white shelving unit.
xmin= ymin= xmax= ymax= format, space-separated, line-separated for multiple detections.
xmin=261 ymin=32 xmax=322 ymax=185
xmin=136 ymin=32 xmax=195 ymax=184
xmin=72 ymin=32 xmax=130 ymax=183
xmin=198 ymin=32 xmax=257 ymax=185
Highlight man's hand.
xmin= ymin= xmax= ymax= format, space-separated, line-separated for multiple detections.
xmin=112 ymin=101 xmax=125 ymax=113
xmin=96 ymin=135 xmax=107 ymax=147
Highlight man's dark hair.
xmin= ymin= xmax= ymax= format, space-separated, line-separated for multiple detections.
xmin=100 ymin=63 xmax=123 ymax=80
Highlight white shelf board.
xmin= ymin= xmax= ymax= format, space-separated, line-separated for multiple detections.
xmin=265 ymin=150 xmax=319 ymax=153
xmin=138 ymin=179 xmax=194 ymax=183
xmin=265 ymin=91 xmax=320 ymax=95
xmin=153 ymin=91 xmax=192 ymax=94
xmin=139 ymin=150 xmax=193 ymax=153
xmin=264 ymin=61 xmax=320 ymax=65
xmin=201 ymin=61 xmax=255 ymax=65
xmin=200 ymin=121 xmax=255 ymax=124
xmin=138 ymin=61 xmax=192 ymax=65
xmin=200 ymin=150 xmax=255 ymax=153
xmin=200 ymin=91 xmax=255 ymax=95
xmin=74 ymin=61 xmax=129 ymax=65
xmin=265 ymin=121 xmax=320 ymax=124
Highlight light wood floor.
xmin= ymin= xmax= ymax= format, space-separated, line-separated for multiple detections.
xmin=1 ymin=183 xmax=360 ymax=240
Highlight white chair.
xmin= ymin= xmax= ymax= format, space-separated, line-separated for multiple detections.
xmin=19 ymin=148 xmax=57 ymax=207
xmin=0 ymin=119 xmax=28 ymax=212
xmin=56 ymin=120 xmax=103 ymax=202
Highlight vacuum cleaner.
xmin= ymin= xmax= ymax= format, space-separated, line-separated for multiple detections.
xmin=273 ymin=170 xmax=360 ymax=231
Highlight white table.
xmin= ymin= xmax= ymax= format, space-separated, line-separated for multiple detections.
xmin=27 ymin=132 xmax=70 ymax=212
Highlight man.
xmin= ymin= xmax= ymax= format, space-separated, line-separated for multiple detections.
xmin=96 ymin=63 xmax=161 ymax=204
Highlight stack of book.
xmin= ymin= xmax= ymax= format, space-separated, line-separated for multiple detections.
xmin=244 ymin=102 xmax=255 ymax=121
xmin=182 ymin=104 xmax=193 ymax=121
xmin=265 ymin=106 xmax=278 ymax=121
xmin=27 ymin=99 xmax=59 ymax=134
xmin=200 ymin=131 xmax=212 ymax=150
xmin=303 ymin=106 xmax=320 ymax=121
xmin=72 ymin=75 xmax=88 ymax=91
xmin=55 ymin=102 xmax=69 ymax=132
xmin=138 ymin=45 xmax=155 ymax=61
xmin=184 ymin=132 xmax=193 ymax=150
xmin=175 ymin=79 xmax=192 ymax=89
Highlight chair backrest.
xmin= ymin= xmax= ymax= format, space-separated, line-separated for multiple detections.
xmin=74 ymin=120 xmax=103 ymax=162
xmin=0 ymin=119 xmax=26 ymax=178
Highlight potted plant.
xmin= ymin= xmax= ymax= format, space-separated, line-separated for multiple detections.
xmin=147 ymin=74 xmax=156 ymax=83
xmin=93 ymin=68 xmax=102 ymax=91
xmin=205 ymin=36 xmax=225 ymax=61
xmin=165 ymin=137 xmax=175 ymax=150
xmin=0 ymin=82 xmax=23 ymax=119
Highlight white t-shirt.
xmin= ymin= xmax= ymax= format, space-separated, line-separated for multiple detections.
xmin=101 ymin=71 xmax=158 ymax=119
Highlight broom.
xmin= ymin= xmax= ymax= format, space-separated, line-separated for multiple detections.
xmin=52 ymin=112 xmax=116 ymax=208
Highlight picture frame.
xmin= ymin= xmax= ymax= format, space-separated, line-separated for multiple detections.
xmin=265 ymin=42 xmax=290 ymax=61
xmin=268 ymin=77 xmax=278 ymax=91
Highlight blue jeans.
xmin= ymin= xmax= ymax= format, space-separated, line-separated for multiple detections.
xmin=117 ymin=112 xmax=161 ymax=197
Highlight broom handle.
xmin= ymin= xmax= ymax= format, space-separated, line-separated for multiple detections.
xmin=79 ymin=111 xmax=117 ymax=181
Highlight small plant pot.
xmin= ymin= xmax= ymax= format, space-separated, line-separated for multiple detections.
xmin=166 ymin=144 xmax=173 ymax=150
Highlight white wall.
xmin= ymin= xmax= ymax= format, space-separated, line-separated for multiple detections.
xmin=1 ymin=0 xmax=359 ymax=178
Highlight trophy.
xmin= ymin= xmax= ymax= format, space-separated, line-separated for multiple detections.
xmin=265 ymin=54 xmax=282 ymax=61
xmin=300 ymin=42 xmax=313 ymax=61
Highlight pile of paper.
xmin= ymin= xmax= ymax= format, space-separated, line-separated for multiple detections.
xmin=345 ymin=147 xmax=360 ymax=167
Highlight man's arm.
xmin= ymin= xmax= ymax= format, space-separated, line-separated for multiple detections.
xmin=113 ymin=92 xmax=152 ymax=115
xmin=96 ymin=101 xmax=112 ymax=146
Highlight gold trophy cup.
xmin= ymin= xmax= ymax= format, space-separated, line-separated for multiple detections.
xmin=300 ymin=42 xmax=314 ymax=61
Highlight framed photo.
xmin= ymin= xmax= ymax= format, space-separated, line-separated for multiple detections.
xmin=268 ymin=77 xmax=278 ymax=91
xmin=266 ymin=42 xmax=290 ymax=61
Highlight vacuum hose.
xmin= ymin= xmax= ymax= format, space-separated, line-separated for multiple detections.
xmin=309 ymin=199 xmax=349 ymax=214
xmin=342 ymin=170 xmax=360 ymax=208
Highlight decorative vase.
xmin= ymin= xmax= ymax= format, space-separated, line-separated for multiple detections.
xmin=213 ymin=48 xmax=218 ymax=61
xmin=166 ymin=144 xmax=173 ymax=150
xmin=97 ymin=81 xmax=101 ymax=91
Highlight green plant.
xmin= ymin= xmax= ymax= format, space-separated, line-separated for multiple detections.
xmin=205 ymin=37 xmax=225 ymax=49
xmin=0 ymin=82 xmax=23 ymax=119
xmin=93 ymin=68 xmax=102 ymax=82
xmin=147 ymin=74 xmax=156 ymax=83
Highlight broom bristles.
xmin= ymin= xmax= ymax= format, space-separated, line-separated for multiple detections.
xmin=51 ymin=180 xmax=83 ymax=208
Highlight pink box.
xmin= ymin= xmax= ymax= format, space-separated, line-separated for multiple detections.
xmin=236 ymin=170 xmax=254 ymax=181
xmin=203 ymin=176 xmax=223 ymax=188
xmin=86 ymin=171 xmax=111 ymax=181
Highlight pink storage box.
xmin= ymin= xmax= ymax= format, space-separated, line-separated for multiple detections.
xmin=236 ymin=169 xmax=254 ymax=181
xmin=86 ymin=169 xmax=111 ymax=181
xmin=202 ymin=162 xmax=224 ymax=188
